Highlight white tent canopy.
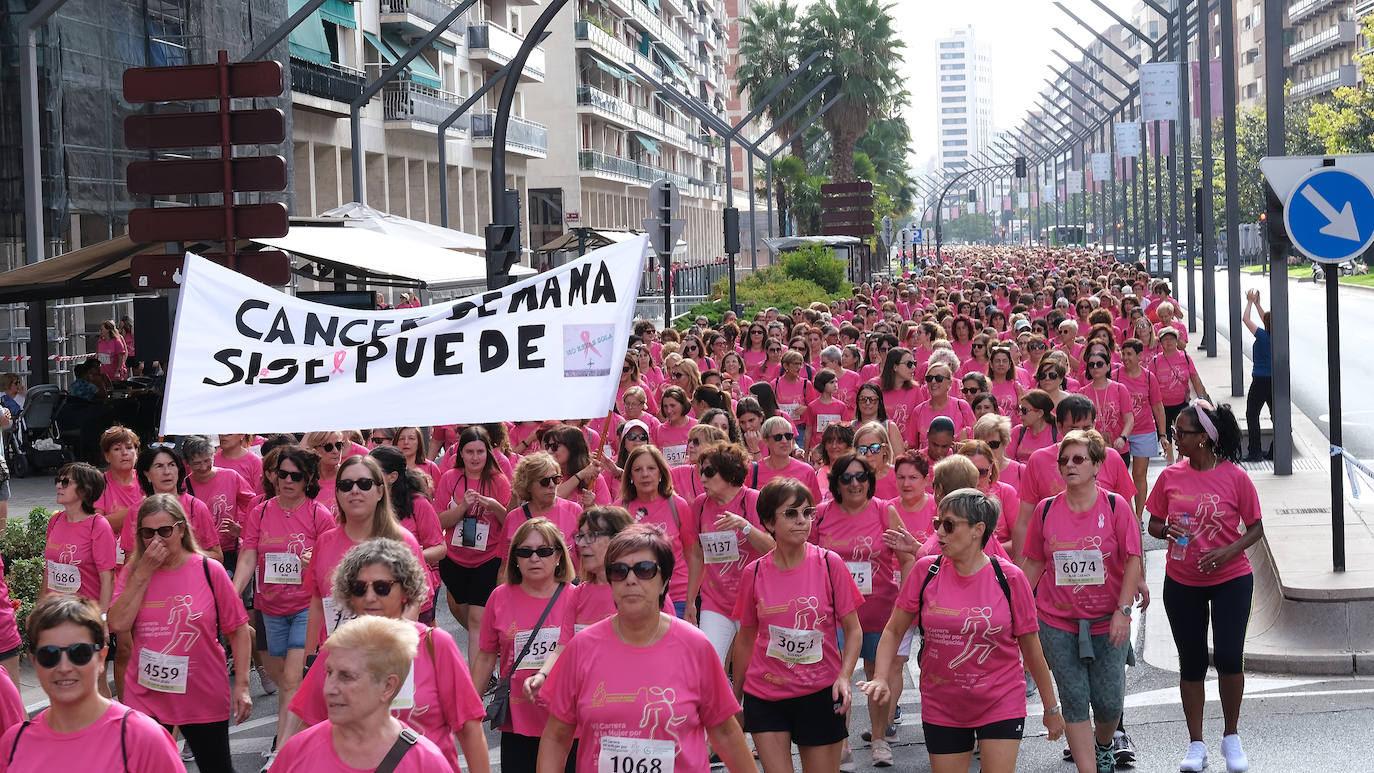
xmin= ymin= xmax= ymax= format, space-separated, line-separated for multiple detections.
xmin=317 ymin=202 xmax=487 ymax=252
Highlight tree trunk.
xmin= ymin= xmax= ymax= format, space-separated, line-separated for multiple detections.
xmin=830 ymin=120 xmax=863 ymax=183
xmin=776 ymin=179 xmax=789 ymax=236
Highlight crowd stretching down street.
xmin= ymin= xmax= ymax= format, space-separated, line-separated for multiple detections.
xmin=0 ymin=247 xmax=1272 ymax=773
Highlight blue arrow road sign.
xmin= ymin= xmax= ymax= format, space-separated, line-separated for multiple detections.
xmin=1283 ymin=167 xmax=1374 ymax=264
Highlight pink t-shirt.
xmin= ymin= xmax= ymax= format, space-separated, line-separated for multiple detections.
xmin=0 ymin=701 xmax=180 ymax=773
xmin=45 ymin=510 xmax=118 ymax=600
xmin=653 ymin=420 xmax=694 ymax=466
xmin=95 ymin=472 xmax=143 ymax=561
xmin=544 ymin=616 xmax=740 ymax=772
xmin=872 ymin=467 xmax=900 ymax=501
xmin=289 ymin=621 xmax=485 ymax=771
xmin=239 ymin=498 xmax=337 ymax=616
xmin=906 ymin=398 xmax=977 ymax=449
xmin=557 ymin=581 xmax=671 ymax=641
xmin=477 ymin=583 xmax=574 ymax=736
xmin=304 ymin=526 xmax=425 ymax=644
xmin=187 ymin=468 xmax=258 ymax=551
xmin=1145 ymin=461 xmax=1262 ymax=587
xmin=999 ymin=459 xmax=1024 ymax=492
xmin=989 ymin=379 xmax=1021 ymax=422
xmin=900 ymin=554 xmax=1038 ymax=726
xmin=687 ymin=488 xmax=763 ymax=617
xmin=96 ymin=336 xmax=127 ymax=381
xmin=833 ymin=368 xmax=864 ymax=408
xmin=803 ymin=397 xmax=850 ymax=444
xmin=268 ymin=720 xmax=451 ymax=772
xmin=1018 ymin=445 xmax=1138 ymax=509
xmin=810 ymin=499 xmax=899 ymax=633
xmin=623 ymin=494 xmax=695 ymax=604
xmin=213 ymin=450 xmax=264 ymax=495
xmin=1008 ymin=423 xmax=1056 ymax=463
xmin=882 ymin=387 xmax=923 ymax=436
xmin=1118 ymin=366 xmax=1164 ymax=435
xmin=118 ymin=493 xmax=219 ymax=563
xmin=503 ymin=498 xmax=582 ymax=547
xmin=396 ymin=495 xmax=445 ymax=611
xmin=117 ymin=555 xmax=249 ymax=725
xmin=433 ymin=470 xmax=513 ymax=567
xmin=983 ymin=480 xmax=1021 ymax=545
xmin=917 ymin=534 xmax=1012 ymax=561
xmin=753 ymin=457 xmax=823 ymax=505
xmin=669 ymin=464 xmax=705 ymax=502
xmin=733 ymin=543 xmax=863 ymax=701
xmin=1078 ymin=381 xmax=1134 ymax=442
xmin=1151 ymin=349 xmax=1198 ymax=405
xmin=1023 ymin=489 xmax=1143 ymax=635
xmin=886 ymin=496 xmax=937 ymax=544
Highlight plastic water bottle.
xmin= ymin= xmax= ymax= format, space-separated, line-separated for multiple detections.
xmin=1170 ymin=513 xmax=1191 ymax=560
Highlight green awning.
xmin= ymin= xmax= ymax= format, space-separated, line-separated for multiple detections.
xmin=643 ymin=0 xmax=661 ymax=14
xmin=364 ymin=31 xmax=397 ymax=64
xmin=653 ymin=44 xmax=687 ymax=80
xmin=584 ymin=53 xmax=637 ymax=82
xmin=320 ymin=0 xmax=357 ymax=29
xmin=286 ymin=0 xmax=332 ymax=66
xmin=381 ymin=31 xmax=442 ymax=90
xmin=639 ymin=30 xmax=651 ymax=55
xmin=432 ymin=40 xmax=458 ymax=56
xmin=632 ymin=133 xmax=661 ymax=155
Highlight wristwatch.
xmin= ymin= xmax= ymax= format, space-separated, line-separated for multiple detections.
xmin=740 ymin=523 xmax=752 ymax=536
xmin=1118 ymin=605 xmax=1133 ymax=617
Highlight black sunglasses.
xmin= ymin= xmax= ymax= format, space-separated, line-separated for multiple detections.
xmin=961 ymin=386 xmax=981 ymax=395
xmin=622 ymin=365 xmax=633 ymax=373
xmin=348 ymin=579 xmax=396 ymax=597
xmin=933 ymin=516 xmax=968 ymax=534
xmin=138 ymin=525 xmax=177 ymax=540
xmin=840 ymin=470 xmax=871 ymax=484
xmin=700 ymin=466 xmax=717 ymax=478
xmin=337 ymin=477 xmax=377 ymax=493
xmin=623 ymin=432 xmax=650 ymax=443
xmin=537 ymin=475 xmax=560 ymax=488
xmin=607 ymin=560 xmax=661 ymax=582
xmin=276 ymin=469 xmax=304 ymax=482
xmin=514 ymin=546 xmax=558 ymax=559
xmin=368 ymin=436 xmax=392 ymax=446
xmin=770 ymin=432 xmax=795 ymax=442
xmin=986 ymin=439 xmax=1003 ymax=450
xmin=1089 ymin=361 xmax=1108 ymax=369
xmin=925 ymin=374 xmax=947 ymax=384
xmin=317 ymin=441 xmax=346 ymax=453
xmin=34 ymin=642 xmax=100 ymax=669
xmin=55 ymin=476 xmax=71 ymax=487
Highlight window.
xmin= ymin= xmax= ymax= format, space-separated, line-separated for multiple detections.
xmin=945 ymin=129 xmax=967 ymax=135
xmin=941 ymin=85 xmax=965 ymax=92
xmin=939 ymin=52 xmax=961 ymax=59
xmin=942 ymin=118 xmax=967 ymax=125
xmin=940 ymin=63 xmax=965 ymax=70
xmin=941 ymin=107 xmax=965 ymax=114
xmin=941 ymin=96 xmax=963 ymax=103
xmin=939 ymin=41 xmax=962 ymax=49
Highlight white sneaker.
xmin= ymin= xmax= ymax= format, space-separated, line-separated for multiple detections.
xmin=1221 ymin=734 xmax=1249 ymax=773
xmin=871 ymin=738 xmax=893 ymax=767
xmin=839 ymin=742 xmax=855 ymax=772
xmin=180 ymin=744 xmax=195 ymax=762
xmin=1180 ymin=740 xmax=1208 ymax=772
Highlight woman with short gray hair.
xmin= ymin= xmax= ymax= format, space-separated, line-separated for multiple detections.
xmin=861 ymin=488 xmax=1061 ymax=773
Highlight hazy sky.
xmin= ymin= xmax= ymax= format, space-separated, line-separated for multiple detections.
xmin=889 ymin=0 xmax=1141 ymax=170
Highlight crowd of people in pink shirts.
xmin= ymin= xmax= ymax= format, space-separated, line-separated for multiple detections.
xmin=0 ymin=246 xmax=1267 ymax=773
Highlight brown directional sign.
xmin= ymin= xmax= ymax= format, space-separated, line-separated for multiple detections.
xmin=125 ymin=109 xmax=286 ymax=150
xmin=123 ymin=60 xmax=283 ymax=102
xmin=821 ymin=181 xmax=874 ymax=195
xmin=129 ymin=203 xmax=288 ymax=243
xmin=821 ymin=210 xmax=874 ymax=225
xmin=823 ymin=195 xmax=875 ymax=210
xmin=131 ymin=251 xmax=292 ymax=289
xmin=126 ymin=156 xmax=287 ymax=196
xmin=822 ymin=222 xmax=876 ymax=237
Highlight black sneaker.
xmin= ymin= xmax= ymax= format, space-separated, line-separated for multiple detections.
xmin=1113 ymin=731 xmax=1137 ymax=766
xmin=1063 ymin=747 xmax=1074 ymax=761
xmin=1242 ymin=453 xmax=1264 ymax=463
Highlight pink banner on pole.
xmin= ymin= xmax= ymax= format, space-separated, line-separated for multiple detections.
xmin=1147 ymin=122 xmax=1173 ymax=156
xmin=1191 ymin=60 xmax=1223 ymax=120
xmin=1031 ymin=192 xmax=1039 ymax=207
xmin=1002 ymin=195 xmax=1012 ymax=210
xmin=976 ymin=201 xmax=985 ymax=214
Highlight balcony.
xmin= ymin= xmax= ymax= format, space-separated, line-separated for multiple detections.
xmin=625 ymin=0 xmax=691 ymax=60
xmin=379 ymin=0 xmax=467 ymax=42
xmin=1289 ymin=20 xmax=1357 ymax=63
xmin=290 ymin=59 xmax=366 ymax=113
xmin=578 ymin=149 xmax=692 ymax=189
xmin=381 ymin=78 xmax=466 ymax=128
xmin=471 ymin=112 xmax=548 ymax=158
xmin=576 ymin=85 xmax=637 ymax=128
xmin=573 ymin=20 xmax=664 ymax=82
xmin=1290 ymin=63 xmax=1358 ymax=99
xmin=1287 ymin=0 xmax=1341 ymax=24
xmin=468 ymin=22 xmax=546 ymax=82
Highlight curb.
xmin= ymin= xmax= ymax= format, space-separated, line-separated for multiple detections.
xmin=1250 ymin=270 xmax=1374 ymax=293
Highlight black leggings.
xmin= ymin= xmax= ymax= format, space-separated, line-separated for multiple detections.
xmin=1163 ymin=401 xmax=1187 ymax=443
xmin=1245 ymin=376 xmax=1274 ymax=456
xmin=160 ymin=720 xmax=231 ymax=773
xmin=1163 ymin=573 xmax=1254 ymax=682
xmin=501 ymin=731 xmax=577 ymax=773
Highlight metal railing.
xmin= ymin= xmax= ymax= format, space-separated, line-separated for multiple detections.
xmin=627 ymin=0 xmax=690 ymax=61
xmin=290 ymin=59 xmax=366 ymax=104
xmin=1287 ymin=0 xmax=1340 ymax=24
xmin=471 ymin=111 xmax=548 ymax=153
xmin=1289 ymin=64 xmax=1358 ymax=100
xmin=468 ymin=22 xmax=546 ymax=78
xmin=578 ymin=149 xmax=692 ymax=189
xmin=380 ymin=0 xmax=467 ymax=28
xmin=637 ymin=259 xmax=729 ymax=300
xmin=573 ymin=20 xmax=665 ymax=82
xmin=577 ymin=84 xmax=636 ymax=125
xmin=1289 ymin=20 xmax=1356 ymax=63
xmin=381 ymin=78 xmax=465 ymax=125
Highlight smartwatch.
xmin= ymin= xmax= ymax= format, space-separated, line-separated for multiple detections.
xmin=740 ymin=523 xmax=752 ymax=537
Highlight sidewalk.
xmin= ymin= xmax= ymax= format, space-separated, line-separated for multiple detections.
xmin=1178 ymin=314 xmax=1374 ymax=675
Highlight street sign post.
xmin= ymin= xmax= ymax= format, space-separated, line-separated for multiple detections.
xmin=1261 ymin=154 xmax=1374 ymax=572
xmin=911 ymin=227 xmax=923 ymax=243
xmin=642 ymin=179 xmax=685 ymax=327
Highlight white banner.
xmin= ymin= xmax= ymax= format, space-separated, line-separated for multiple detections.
xmin=1140 ymin=61 xmax=1181 ymax=122
xmin=1066 ymin=170 xmax=1083 ymax=195
xmin=1091 ymin=152 xmax=1112 ymax=181
xmin=1115 ymin=122 xmax=1142 ymax=158
xmin=1043 ymin=182 xmax=1056 ymax=202
xmin=1017 ymin=192 xmax=1030 ymax=208
xmin=160 ymin=238 xmax=648 ymax=434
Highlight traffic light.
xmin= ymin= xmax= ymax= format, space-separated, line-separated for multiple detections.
xmin=1015 ymin=156 xmax=1027 ymax=178
xmin=485 ymin=224 xmax=521 ymax=289
xmin=723 ymin=207 xmax=741 ymax=254
xmin=968 ymin=188 xmax=977 ymax=203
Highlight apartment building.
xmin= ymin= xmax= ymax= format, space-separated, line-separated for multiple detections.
xmin=934 ymin=25 xmax=993 ymax=173
xmin=1288 ymin=0 xmax=1361 ymax=100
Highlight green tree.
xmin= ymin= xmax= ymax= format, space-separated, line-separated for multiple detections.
xmin=736 ymin=0 xmax=807 ymax=156
xmin=1308 ymin=16 xmax=1374 ymax=153
xmin=800 ymin=0 xmax=906 ymax=183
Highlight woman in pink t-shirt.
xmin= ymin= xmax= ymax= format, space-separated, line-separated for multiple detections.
xmin=803 ymin=370 xmax=849 ymax=451
xmin=879 ymin=347 xmax=922 ymax=437
xmin=540 ymin=525 xmax=754 ymax=773
xmin=1008 ymin=389 xmax=1058 ymax=463
xmin=43 ymin=463 xmax=118 ymax=612
xmin=621 ymin=446 xmax=696 ymax=616
xmin=543 ymin=424 xmax=613 ymax=508
xmin=129 ymin=447 xmax=222 ymax=564
xmin=214 ymin=433 xmax=263 ymax=496
xmin=1152 ymin=328 xmax=1208 ymax=458
xmin=772 ymin=350 xmax=813 ymax=428
xmin=473 ymin=518 xmax=577 ymax=771
xmin=1145 ymin=402 xmax=1262 ymax=773
xmin=886 ymin=453 xmax=936 ymax=545
xmin=1079 ymin=353 xmax=1135 ymax=461
xmin=288 ymin=539 xmax=489 ymax=773
xmin=987 ymin=345 xmax=1025 ymax=421
xmin=368 ymin=447 xmax=445 ymax=625
xmin=303 ymin=431 xmax=349 ymax=516
xmin=863 ymin=489 xmax=1062 ymax=773
xmin=731 ymin=479 xmax=864 ymax=772
xmin=907 ymin=362 xmax=976 ymax=449
xmin=394 ymin=426 xmax=441 ymax=487
xmin=107 ymin=494 xmax=252 ymax=772
xmin=974 ymin=413 xmax=1024 ymax=494
xmin=503 ymin=452 xmax=583 ymax=549
xmin=753 ymin=415 xmax=823 ymax=503
xmin=741 ymin=322 xmax=770 ymax=377
xmin=958 ymin=440 xmax=1021 ymax=552
xmin=272 ymin=617 xmax=452 ymax=772
xmin=182 ymin=436 xmax=257 ymax=567
xmin=95 ymin=320 xmax=127 ymax=382
xmin=3 ymin=595 xmax=181 ymax=772
xmin=94 ymin=426 xmax=142 ymax=561
xmin=654 ymin=386 xmax=695 ymax=467
xmin=854 ymin=384 xmax=907 ymax=461
xmin=1019 ymin=430 xmax=1143 ymax=773
xmin=1118 ymin=339 xmax=1169 ymax=513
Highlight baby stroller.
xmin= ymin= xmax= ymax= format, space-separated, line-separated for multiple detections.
xmin=4 ymin=384 xmax=73 ymax=477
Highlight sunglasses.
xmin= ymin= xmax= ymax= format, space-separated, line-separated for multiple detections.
xmin=607 ymin=560 xmax=661 ymax=582
xmin=622 ymin=365 xmax=633 ymax=373
xmin=750 ymin=329 xmax=764 ymax=335
xmin=348 ymin=580 xmax=396 ymax=597
xmin=543 ymin=440 xmax=562 ymax=452
xmin=777 ymin=506 xmax=817 ymax=519
xmin=840 ymin=470 xmax=871 ymax=484
xmin=985 ymin=439 xmax=1003 ymax=450
xmin=623 ymin=432 xmax=649 ymax=443
xmin=856 ymin=443 xmax=883 ymax=456
xmin=55 ymin=477 xmax=71 ymax=487
xmin=976 ymin=467 xmax=992 ymax=478
xmin=768 ymin=348 xmax=782 ymax=354
xmin=537 ymin=475 xmax=560 ymax=488
xmin=34 ymin=642 xmax=100 ymax=669
xmin=961 ymin=387 xmax=981 ymax=395
xmin=1088 ymin=361 xmax=1108 ymax=369
xmin=317 ymin=441 xmax=346 ymax=453
xmin=1039 ymin=372 xmax=1062 ymax=380
xmin=337 ymin=477 xmax=377 ymax=493
xmin=276 ymin=469 xmax=304 ymax=482
xmin=1030 ymin=343 xmax=1048 ymax=350
xmin=770 ymin=432 xmax=795 ymax=442
xmin=138 ymin=524 xmax=177 ymax=540
xmin=573 ymin=530 xmax=613 ymax=545
xmin=700 ymin=466 xmax=717 ymax=478
xmin=925 ymin=374 xmax=947 ymax=384
xmin=859 ymin=395 xmax=879 ymax=403
xmin=514 ymin=546 xmax=558 ymax=559
xmin=671 ymin=372 xmax=685 ymax=380
xmin=1057 ymin=454 xmax=1090 ymax=466
xmin=933 ymin=517 xmax=967 ymax=534
xmin=368 ymin=436 xmax=392 ymax=446
xmin=972 ymin=343 xmax=986 ymax=350
xmin=899 ymin=360 xmax=916 ymax=368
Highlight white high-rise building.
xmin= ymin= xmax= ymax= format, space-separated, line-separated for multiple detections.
xmin=934 ymin=25 xmax=993 ymax=172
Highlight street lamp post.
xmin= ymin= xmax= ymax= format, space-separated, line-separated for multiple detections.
xmin=1220 ymin=0 xmax=1244 ymax=393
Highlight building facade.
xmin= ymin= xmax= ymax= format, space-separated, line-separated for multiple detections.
xmin=934 ymin=25 xmax=993 ymax=173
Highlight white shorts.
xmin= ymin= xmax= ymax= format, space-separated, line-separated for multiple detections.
xmin=699 ymin=609 xmax=740 ymax=665
xmin=897 ymin=626 xmax=915 ymax=658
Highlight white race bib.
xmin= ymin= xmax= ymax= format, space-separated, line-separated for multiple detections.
xmin=846 ymin=561 xmax=873 ymax=595
xmin=97 ymin=352 xmax=112 ymax=365
xmin=47 ymin=561 xmax=81 ymax=595
xmin=700 ymin=531 xmax=739 ymax=565
xmin=512 ymin=627 xmax=560 ymax=672
xmin=390 ymin=664 xmax=417 ymax=711
xmin=322 ymin=595 xmax=353 ymax=636
xmin=662 ymin=444 xmax=688 ymax=466
xmin=137 ymin=649 xmax=189 ymax=693
xmin=816 ymin=414 xmax=842 ymax=434
xmin=1053 ymin=549 xmax=1106 ymax=586
xmin=779 ymin=403 xmax=801 ymax=419
xmin=766 ymin=625 xmax=823 ymax=665
xmin=451 ymin=520 xmax=490 ymax=551
xmin=264 ymin=552 xmax=302 ymax=585
xmin=598 ymin=736 xmax=675 ymax=773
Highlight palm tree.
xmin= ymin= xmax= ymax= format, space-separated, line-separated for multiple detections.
xmin=736 ymin=0 xmax=806 ymax=155
xmin=801 ymin=0 xmax=905 ymax=183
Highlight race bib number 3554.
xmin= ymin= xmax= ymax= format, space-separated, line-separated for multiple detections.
xmin=512 ymin=627 xmax=560 ymax=672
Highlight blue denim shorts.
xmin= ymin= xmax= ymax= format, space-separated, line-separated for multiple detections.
xmin=1127 ymin=432 xmax=1160 ymax=459
xmin=836 ymin=629 xmax=882 ymax=661
xmin=262 ymin=608 xmax=309 ymax=657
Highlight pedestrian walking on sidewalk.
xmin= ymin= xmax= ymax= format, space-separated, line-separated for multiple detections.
xmin=1241 ymin=290 xmax=1273 ymax=462
xmin=1145 ymin=400 xmax=1264 ymax=773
